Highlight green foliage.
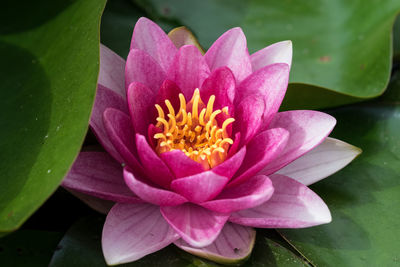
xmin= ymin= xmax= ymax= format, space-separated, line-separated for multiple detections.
xmin=1 ymin=0 xmax=400 ymax=266
xmin=0 ymin=0 xmax=106 ymax=233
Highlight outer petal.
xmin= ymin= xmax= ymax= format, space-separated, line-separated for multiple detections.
xmin=99 ymin=44 xmax=126 ymax=98
xmin=236 ymin=63 xmax=289 ymax=130
xmin=102 ymin=203 xmax=180 ymax=265
xmin=127 ymin=82 xmax=157 ymax=135
xmin=277 ymin=137 xmax=362 ymax=185
xmin=262 ymin=111 xmax=337 ymax=175
xmin=168 ymin=26 xmax=204 ymax=53
xmin=251 ymin=40 xmax=293 ymax=72
xmin=167 ymin=45 xmax=210 ymax=98
xmin=229 ymin=128 xmax=289 ymax=188
xmin=171 ymin=171 xmax=229 ymax=203
xmin=229 ymin=174 xmax=332 ymax=228
xmin=201 ymin=175 xmax=274 ymax=213
xmin=124 ymin=167 xmax=188 ymax=206
xmin=160 ymin=150 xmax=205 ymax=178
xmin=125 ymin=49 xmax=166 ymax=92
xmin=200 ymin=66 xmax=235 ymax=111
xmin=103 ymin=108 xmax=143 ymax=173
xmin=233 ymin=95 xmax=265 ymax=146
xmin=90 ymin=84 xmax=128 ymax=163
xmin=161 ymin=203 xmax=229 ymax=247
xmin=174 ymin=223 xmax=255 ymax=264
xmin=136 ymin=134 xmax=174 ymax=189
xmin=62 ymin=152 xmax=141 ymax=203
xmin=131 ymin=17 xmax=178 ymax=72
xmin=205 ymin=27 xmax=252 ymax=82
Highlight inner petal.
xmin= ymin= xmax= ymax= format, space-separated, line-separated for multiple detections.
xmin=153 ymin=88 xmax=235 ymax=170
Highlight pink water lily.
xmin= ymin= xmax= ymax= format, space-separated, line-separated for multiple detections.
xmin=62 ymin=18 xmax=361 ymax=265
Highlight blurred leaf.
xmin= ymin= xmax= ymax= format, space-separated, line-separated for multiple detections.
xmin=133 ymin=0 xmax=400 ymax=109
xmin=101 ymin=0 xmax=145 ymax=59
xmin=0 ymin=0 xmax=106 ymax=234
xmin=50 ymin=215 xmax=308 ymax=266
xmin=0 ymin=230 xmax=63 ymax=266
xmin=394 ymin=15 xmax=400 ymax=60
xmin=279 ymin=70 xmax=400 ymax=266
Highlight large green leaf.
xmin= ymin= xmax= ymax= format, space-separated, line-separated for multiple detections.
xmin=132 ymin=0 xmax=400 ymax=109
xmin=0 ymin=0 xmax=106 ymax=234
xmin=50 ymin=215 xmax=308 ymax=266
xmin=394 ymin=15 xmax=400 ymax=59
xmin=279 ymin=70 xmax=400 ymax=266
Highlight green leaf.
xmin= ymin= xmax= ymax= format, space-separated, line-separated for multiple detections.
xmin=0 ymin=0 xmax=106 ymax=234
xmin=133 ymin=0 xmax=400 ymax=109
xmin=0 ymin=230 xmax=63 ymax=266
xmin=279 ymin=71 xmax=400 ymax=266
xmin=394 ymin=15 xmax=400 ymax=60
xmin=242 ymin=232 xmax=309 ymax=267
xmin=101 ymin=0 xmax=145 ymax=59
xmin=50 ymin=215 xmax=308 ymax=266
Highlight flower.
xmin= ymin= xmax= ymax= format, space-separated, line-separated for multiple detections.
xmin=62 ymin=17 xmax=361 ymax=265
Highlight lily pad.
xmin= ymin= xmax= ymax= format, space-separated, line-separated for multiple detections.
xmin=0 ymin=0 xmax=106 ymax=234
xmin=279 ymin=70 xmax=400 ymax=266
xmin=133 ymin=0 xmax=400 ymax=109
xmin=394 ymin=15 xmax=400 ymax=59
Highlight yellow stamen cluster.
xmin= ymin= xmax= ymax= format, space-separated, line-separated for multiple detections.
xmin=154 ymin=89 xmax=234 ymax=169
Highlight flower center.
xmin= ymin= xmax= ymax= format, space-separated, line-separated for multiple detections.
xmin=154 ymin=89 xmax=235 ymax=170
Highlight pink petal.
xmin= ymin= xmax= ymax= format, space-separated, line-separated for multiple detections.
xmin=227 ymin=132 xmax=241 ymax=158
xmin=277 ymin=137 xmax=362 ymax=185
xmin=131 ymin=17 xmax=178 ymax=72
xmin=90 ymin=85 xmax=128 ymax=163
xmin=200 ymin=66 xmax=235 ymax=111
xmin=212 ymin=146 xmax=246 ymax=179
xmin=66 ymin=189 xmax=114 ymax=215
xmin=99 ymin=44 xmax=126 ymax=98
xmin=168 ymin=26 xmax=204 ymax=53
xmin=233 ymin=95 xmax=265 ymax=146
xmin=251 ymin=41 xmax=293 ymax=72
xmin=262 ymin=110 xmax=337 ymax=175
xmin=229 ymin=174 xmax=332 ymax=228
xmin=102 ymin=203 xmax=179 ymax=265
xmin=236 ymin=63 xmax=289 ymax=130
xmin=135 ymin=134 xmax=174 ymax=189
xmin=160 ymin=150 xmax=205 ymax=178
xmin=124 ymin=167 xmax=187 ymax=206
xmin=174 ymin=223 xmax=255 ymax=264
xmin=161 ymin=203 xmax=229 ymax=247
xmin=170 ymin=171 xmax=229 ymax=203
xmin=125 ymin=49 xmax=166 ymax=92
xmin=205 ymin=28 xmax=252 ymax=82
xmin=167 ymin=45 xmax=210 ymax=98
xmin=229 ymin=128 xmax=289 ymax=188
xmin=201 ymin=175 xmax=274 ymax=213
xmin=126 ymin=82 xmax=157 ymax=135
xmin=62 ymin=152 xmax=141 ymax=203
xmin=155 ymin=79 xmax=182 ymax=115
xmin=147 ymin=123 xmax=161 ymax=149
xmin=103 ymin=108 xmax=143 ymax=173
